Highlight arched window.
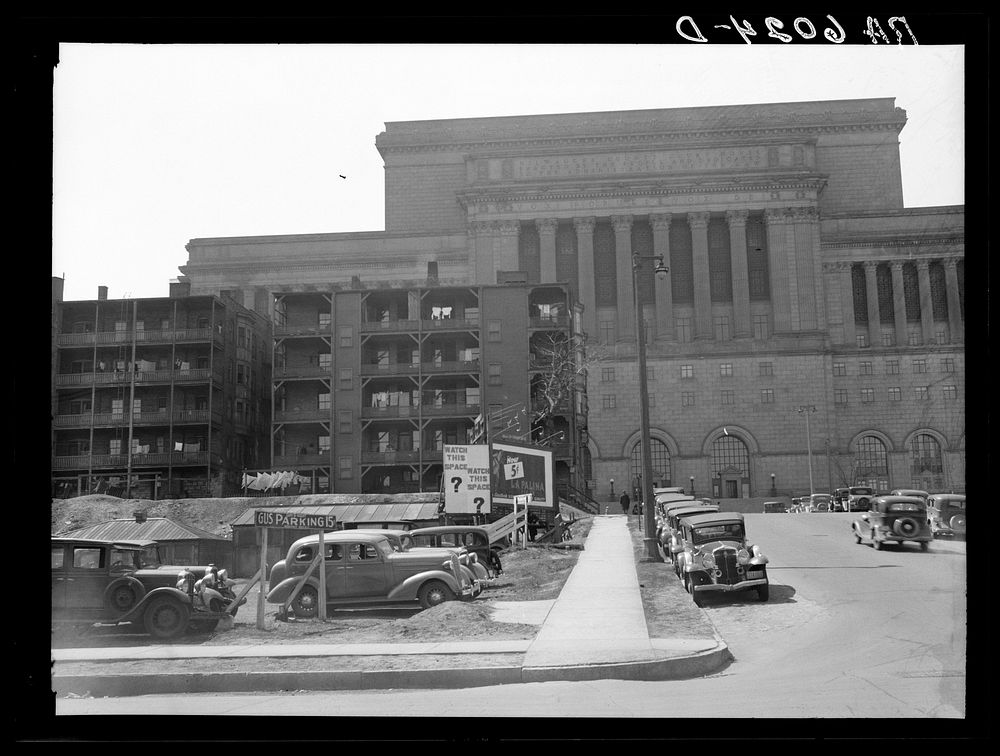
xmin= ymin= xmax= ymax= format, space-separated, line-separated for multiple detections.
xmin=629 ymin=438 xmax=672 ymax=492
xmin=910 ymin=434 xmax=945 ymax=491
xmin=711 ymin=435 xmax=750 ymax=499
xmin=854 ymin=435 xmax=889 ymax=491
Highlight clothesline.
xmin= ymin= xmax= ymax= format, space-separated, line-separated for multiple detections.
xmin=241 ymin=470 xmax=306 ymax=491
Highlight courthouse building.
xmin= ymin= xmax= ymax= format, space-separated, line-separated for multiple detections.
xmin=179 ymin=98 xmax=965 ymax=502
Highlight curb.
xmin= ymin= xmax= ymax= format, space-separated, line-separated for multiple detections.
xmin=52 ymin=643 xmax=731 ymax=697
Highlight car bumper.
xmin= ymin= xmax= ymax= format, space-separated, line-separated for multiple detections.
xmin=693 ymin=578 xmax=768 ymax=594
xmin=459 ymin=581 xmax=480 ymax=599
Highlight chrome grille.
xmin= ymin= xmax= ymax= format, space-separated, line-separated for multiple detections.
xmin=715 ymin=547 xmax=739 ymax=584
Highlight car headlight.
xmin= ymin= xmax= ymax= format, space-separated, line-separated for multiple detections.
xmin=701 ymin=554 xmax=716 ymax=569
xmin=737 ymin=549 xmax=750 ymax=565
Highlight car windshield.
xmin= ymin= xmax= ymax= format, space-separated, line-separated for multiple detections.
xmin=135 ymin=545 xmax=161 ymax=568
xmin=691 ymin=523 xmax=744 ymax=544
xmin=940 ymin=500 xmax=965 ymax=510
xmin=888 ymin=501 xmax=923 ymax=513
xmin=851 ymin=487 xmax=874 ymax=495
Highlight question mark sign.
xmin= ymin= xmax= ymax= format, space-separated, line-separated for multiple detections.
xmin=474 ymin=497 xmax=485 ymax=512
xmin=451 ymin=476 xmax=462 ymax=492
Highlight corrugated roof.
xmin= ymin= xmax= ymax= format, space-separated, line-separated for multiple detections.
xmin=231 ymin=501 xmax=442 ymax=527
xmin=61 ymin=518 xmax=230 ymax=542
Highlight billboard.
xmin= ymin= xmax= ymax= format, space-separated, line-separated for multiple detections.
xmin=490 ymin=441 xmax=555 ymax=508
xmin=443 ymin=444 xmax=492 ymax=514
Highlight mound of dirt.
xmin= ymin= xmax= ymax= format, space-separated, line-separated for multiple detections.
xmin=51 ymin=495 xmax=259 ymax=536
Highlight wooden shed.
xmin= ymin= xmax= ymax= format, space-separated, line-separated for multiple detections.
xmin=58 ymin=516 xmax=233 ymax=569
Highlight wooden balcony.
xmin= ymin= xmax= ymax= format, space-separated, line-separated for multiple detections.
xmin=273 ymin=323 xmax=331 ymax=337
xmin=359 ymin=362 xmax=420 ymax=377
xmin=273 ymin=365 xmax=331 ymax=380
xmin=51 ymin=450 xmax=209 ymax=470
xmin=420 ymin=317 xmax=480 ymax=332
xmin=54 ymin=367 xmax=221 ymax=388
xmin=529 ymin=315 xmax=571 ymax=329
xmin=56 ymin=327 xmax=219 ymax=347
xmin=272 ymin=453 xmax=330 ymax=467
xmin=273 ymin=409 xmax=329 ymax=423
xmin=358 ymin=319 xmax=420 ymax=334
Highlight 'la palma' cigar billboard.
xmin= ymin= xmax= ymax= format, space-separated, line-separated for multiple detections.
xmin=489 ymin=441 xmax=555 ymax=508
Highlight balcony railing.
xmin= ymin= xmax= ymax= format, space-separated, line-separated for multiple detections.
xmin=358 ymin=319 xmax=420 ymax=333
xmin=55 ymin=367 xmax=221 ymax=387
xmin=420 ymin=360 xmax=480 ymax=374
xmin=52 ymin=409 xmax=220 ymax=429
xmin=420 ymin=317 xmax=480 ymax=331
xmin=272 ymin=453 xmax=330 ymax=467
xmin=359 ymin=362 xmax=420 ymax=376
xmin=52 ymin=451 xmax=210 ymax=470
xmin=273 ymin=323 xmax=331 ymax=337
xmin=56 ymin=327 xmax=219 ymax=347
xmin=273 ymin=364 xmax=331 ymax=379
xmin=361 ymin=405 xmax=418 ymax=419
xmin=529 ymin=315 xmax=571 ymax=329
xmin=273 ymin=409 xmax=329 ymax=423
xmin=360 ymin=450 xmax=422 ymax=465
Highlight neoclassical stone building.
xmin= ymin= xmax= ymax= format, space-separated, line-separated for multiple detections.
xmin=181 ymin=98 xmax=965 ymax=501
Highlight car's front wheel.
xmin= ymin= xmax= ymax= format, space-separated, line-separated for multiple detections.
xmin=291 ymin=586 xmax=319 ymax=619
xmin=950 ymin=514 xmax=966 ymax=534
xmin=418 ymin=580 xmax=455 ymax=609
xmin=143 ymin=596 xmax=190 ymax=640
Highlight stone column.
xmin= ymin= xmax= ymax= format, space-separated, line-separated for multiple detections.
xmin=862 ymin=261 xmax=881 ymax=347
xmin=574 ymin=217 xmax=597 ymax=342
xmin=890 ymin=261 xmax=908 ymax=346
xmin=495 ymin=220 xmax=521 ymax=280
xmin=726 ymin=209 xmax=751 ymax=338
xmin=688 ymin=211 xmax=712 ymax=339
xmin=916 ymin=259 xmax=934 ymax=344
xmin=611 ymin=215 xmax=635 ymax=342
xmin=791 ymin=207 xmax=820 ymax=331
xmin=765 ymin=209 xmax=792 ymax=333
xmin=651 ymin=213 xmax=674 ymax=341
xmin=469 ymin=221 xmax=495 ymax=286
xmin=943 ymin=258 xmax=964 ymax=342
xmin=536 ymin=218 xmax=558 ymax=284
xmin=837 ymin=263 xmax=857 ymax=346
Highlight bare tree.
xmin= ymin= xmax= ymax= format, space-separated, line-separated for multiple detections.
xmin=528 ymin=331 xmax=606 ymax=442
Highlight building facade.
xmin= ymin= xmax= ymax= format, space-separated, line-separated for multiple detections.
xmin=51 ymin=279 xmax=272 ymax=499
xmin=178 ymin=98 xmax=965 ymax=502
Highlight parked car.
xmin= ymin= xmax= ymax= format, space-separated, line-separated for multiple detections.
xmin=808 ymin=494 xmax=833 ymax=512
xmin=763 ymin=501 xmax=788 ymax=514
xmin=406 ymin=525 xmax=500 ymax=579
xmin=658 ymin=504 xmax=720 ymax=567
xmin=832 ymin=487 xmax=849 ymax=512
xmin=852 ymin=495 xmax=932 ymax=551
xmin=675 ymin=512 xmax=770 ymax=606
xmin=926 ymin=494 xmax=966 ymax=537
xmin=789 ymin=497 xmax=807 ymax=513
xmin=837 ymin=486 xmax=875 ymax=512
xmin=889 ymin=488 xmax=930 ymax=503
xmin=349 ymin=528 xmax=488 ymax=588
xmin=265 ymin=531 xmax=478 ymax=617
xmin=52 ymin=536 xmax=240 ymax=639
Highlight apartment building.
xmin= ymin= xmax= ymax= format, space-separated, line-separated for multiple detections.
xmin=266 ymin=278 xmax=586 ymax=496
xmin=51 ymin=279 xmax=271 ymax=499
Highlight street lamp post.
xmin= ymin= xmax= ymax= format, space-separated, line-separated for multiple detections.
xmin=632 ymin=251 xmax=669 ymax=562
xmin=796 ymin=405 xmax=817 ymax=497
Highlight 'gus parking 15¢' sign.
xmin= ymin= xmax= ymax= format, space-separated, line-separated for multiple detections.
xmin=253 ymin=510 xmax=337 ymax=530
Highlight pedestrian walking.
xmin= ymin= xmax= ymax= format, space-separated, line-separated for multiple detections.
xmin=527 ymin=512 xmax=539 ymax=541
xmin=620 ymin=491 xmax=631 ymax=514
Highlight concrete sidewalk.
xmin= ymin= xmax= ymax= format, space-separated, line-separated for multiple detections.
xmin=52 ymin=516 xmax=731 ymax=695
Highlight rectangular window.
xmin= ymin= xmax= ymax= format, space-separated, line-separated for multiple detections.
xmin=318 ymin=353 xmax=331 ymax=369
xmin=598 ymin=320 xmax=616 ymax=344
xmin=881 ymin=331 xmax=895 ymax=347
xmin=941 ymin=358 xmax=956 ymax=373
xmin=760 ymin=388 xmax=774 ymax=404
xmin=915 ymin=386 xmax=929 ymax=401
xmin=720 ymin=390 xmax=734 ymax=405
xmin=833 ymin=362 xmax=847 ymax=377
xmin=886 ymin=359 xmax=900 ymax=375
xmin=318 ymin=312 xmax=332 ymax=328
xmin=888 ymin=387 xmax=902 ymax=401
xmin=719 ymin=363 xmax=733 ymax=377
xmin=942 ymin=385 xmax=957 ymax=400
xmin=860 ymin=388 xmax=875 ymax=403
xmin=402 ymin=470 xmax=419 ymax=483
xmin=338 ymin=326 xmax=353 ymax=348
xmin=487 ymin=363 xmax=502 ymax=385
xmin=935 ymin=329 xmax=948 ymax=345
xmin=318 ymin=435 xmax=331 ymax=453
xmin=913 ymin=359 xmax=928 ymax=374
xmin=110 ymin=438 xmax=121 ymax=455
xmin=487 ymin=320 xmax=502 ymax=342
xmin=601 ymin=367 xmax=615 ymax=382
xmin=647 ymin=394 xmax=655 ymax=408
xmin=759 ymin=362 xmax=773 ymax=377
xmin=752 ymin=314 xmax=769 ymax=340
xmin=676 ymin=318 xmax=692 ymax=343
xmin=681 ymin=392 xmax=695 ymax=407
xmin=318 ymin=392 xmax=331 ymax=411
xmin=338 ymin=368 xmax=353 ymax=390
xmin=680 ymin=364 xmax=693 ymax=379
xmin=338 ymin=456 xmax=353 ymax=479
xmin=713 ymin=315 xmax=730 ymax=341
xmin=646 ymin=366 xmax=655 ymax=381
xmin=856 ymin=333 xmax=869 ymax=348
xmin=602 ymin=395 xmax=616 ymax=409
xmin=859 ymin=361 xmax=873 ymax=376
xmin=338 ymin=410 xmax=352 ymax=433
xmin=907 ymin=331 xmax=921 ymax=346
xmin=834 ymin=389 xmax=848 ymax=405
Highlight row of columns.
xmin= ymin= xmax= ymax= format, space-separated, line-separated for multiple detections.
xmin=470 ymin=207 xmax=821 ymax=343
xmin=833 ymin=258 xmax=963 ymax=346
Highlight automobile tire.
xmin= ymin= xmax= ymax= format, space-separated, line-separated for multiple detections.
xmin=187 ymin=598 xmax=224 ymax=634
xmin=757 ymin=584 xmax=769 ymax=602
xmin=418 ymin=580 xmax=455 ymax=610
xmin=894 ymin=517 xmax=919 ymax=537
xmin=688 ymin=578 xmax=704 ymax=607
xmin=949 ymin=514 xmax=966 ymax=534
xmin=291 ymin=585 xmax=319 ymax=619
xmin=857 ymin=498 xmax=870 ymax=510
xmin=142 ymin=596 xmax=190 ymax=640
xmin=106 ymin=584 xmax=139 ymax=615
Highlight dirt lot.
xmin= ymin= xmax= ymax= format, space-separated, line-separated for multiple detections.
xmin=52 ymin=513 xmax=719 ymax=678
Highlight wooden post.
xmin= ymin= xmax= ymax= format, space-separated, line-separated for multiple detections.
xmin=256 ymin=526 xmax=268 ymax=629
xmin=318 ymin=529 xmax=327 ymax=621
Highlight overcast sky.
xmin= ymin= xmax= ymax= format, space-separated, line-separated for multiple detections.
xmin=51 ymin=43 xmax=964 ymax=302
